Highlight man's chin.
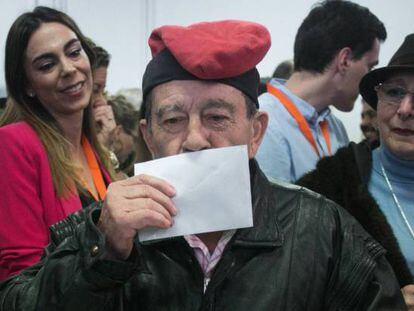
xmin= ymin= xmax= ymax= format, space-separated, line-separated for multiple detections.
xmin=333 ymin=99 xmax=355 ymax=112
xmin=362 ymin=129 xmax=378 ymax=140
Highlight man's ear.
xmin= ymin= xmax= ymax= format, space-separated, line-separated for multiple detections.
xmin=335 ymin=47 xmax=353 ymax=75
xmin=139 ymin=119 xmax=155 ymax=158
xmin=248 ymin=111 xmax=268 ymax=159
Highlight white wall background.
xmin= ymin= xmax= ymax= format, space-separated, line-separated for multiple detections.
xmin=1 ymin=0 xmax=414 ymax=142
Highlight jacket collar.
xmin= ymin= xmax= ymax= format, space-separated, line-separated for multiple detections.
xmin=352 ymin=140 xmax=374 ymax=185
xmin=231 ymin=159 xmax=284 ymax=249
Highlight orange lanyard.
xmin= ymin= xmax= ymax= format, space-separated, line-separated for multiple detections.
xmin=266 ymin=83 xmax=331 ymax=157
xmin=81 ymin=135 xmax=107 ymax=201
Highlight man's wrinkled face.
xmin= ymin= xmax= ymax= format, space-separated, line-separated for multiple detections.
xmin=140 ymin=80 xmax=268 ymax=159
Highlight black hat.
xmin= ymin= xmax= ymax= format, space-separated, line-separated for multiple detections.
xmin=360 ymin=33 xmax=414 ymax=110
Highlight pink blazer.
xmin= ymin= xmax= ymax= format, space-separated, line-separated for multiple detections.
xmin=0 ymin=121 xmax=111 ymax=280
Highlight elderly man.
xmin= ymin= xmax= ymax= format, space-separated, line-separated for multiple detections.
xmin=0 ymin=20 xmax=405 ymax=310
xmin=256 ymin=0 xmax=386 ymax=182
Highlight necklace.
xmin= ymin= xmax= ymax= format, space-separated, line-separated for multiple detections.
xmin=380 ymin=160 xmax=414 ymax=240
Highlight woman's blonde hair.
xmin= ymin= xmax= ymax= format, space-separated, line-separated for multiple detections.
xmin=0 ymin=7 xmax=116 ymax=197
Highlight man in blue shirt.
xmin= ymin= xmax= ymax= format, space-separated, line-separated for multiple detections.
xmin=257 ymin=0 xmax=386 ymax=182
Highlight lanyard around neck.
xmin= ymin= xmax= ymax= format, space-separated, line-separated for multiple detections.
xmin=81 ymin=135 xmax=107 ymax=201
xmin=266 ymin=83 xmax=331 ymax=157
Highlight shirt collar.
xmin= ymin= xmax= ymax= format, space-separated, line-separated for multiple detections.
xmin=184 ymin=230 xmax=235 ymax=250
xmin=269 ymin=78 xmax=331 ymax=126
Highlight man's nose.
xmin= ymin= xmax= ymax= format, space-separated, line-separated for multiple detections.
xmin=182 ymin=118 xmax=211 ymax=152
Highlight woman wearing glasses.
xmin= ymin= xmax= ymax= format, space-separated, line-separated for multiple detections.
xmin=298 ymin=34 xmax=414 ymax=309
xmin=0 ymin=7 xmax=116 ymax=280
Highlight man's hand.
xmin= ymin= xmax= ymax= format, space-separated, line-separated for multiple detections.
xmin=402 ymin=284 xmax=414 ymax=310
xmin=98 ymin=175 xmax=177 ymax=260
xmin=94 ymin=105 xmax=117 ymax=147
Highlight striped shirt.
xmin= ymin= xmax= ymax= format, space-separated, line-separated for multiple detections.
xmin=184 ymin=230 xmax=235 ymax=292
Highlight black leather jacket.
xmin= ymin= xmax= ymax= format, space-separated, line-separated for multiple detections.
xmin=0 ymin=160 xmax=405 ymax=310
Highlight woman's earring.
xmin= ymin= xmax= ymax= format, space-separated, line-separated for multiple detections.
xmin=28 ymin=91 xmax=35 ymax=97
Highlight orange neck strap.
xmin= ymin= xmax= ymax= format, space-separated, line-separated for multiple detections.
xmin=266 ymin=83 xmax=331 ymax=157
xmin=81 ymin=135 xmax=107 ymax=201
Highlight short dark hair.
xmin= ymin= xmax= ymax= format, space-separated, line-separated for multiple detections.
xmin=272 ymin=60 xmax=294 ymax=79
xmin=5 ymin=6 xmax=95 ymax=109
xmin=108 ymin=95 xmax=139 ymax=137
xmin=294 ymin=0 xmax=386 ymax=73
xmin=86 ymin=38 xmax=111 ymax=69
xmin=92 ymin=46 xmax=110 ymax=69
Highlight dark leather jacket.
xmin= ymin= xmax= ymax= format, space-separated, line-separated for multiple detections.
xmin=0 ymin=160 xmax=405 ymax=310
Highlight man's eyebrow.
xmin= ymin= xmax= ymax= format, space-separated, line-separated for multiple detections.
xmin=155 ymin=104 xmax=184 ymax=119
xmin=32 ymin=38 xmax=80 ymax=65
xmin=202 ymin=99 xmax=236 ymax=113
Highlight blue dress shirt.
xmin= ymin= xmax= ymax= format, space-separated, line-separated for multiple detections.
xmin=256 ymin=79 xmax=349 ymax=182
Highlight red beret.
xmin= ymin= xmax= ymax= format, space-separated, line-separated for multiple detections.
xmin=141 ymin=20 xmax=271 ymax=117
xmin=148 ymin=20 xmax=271 ymax=79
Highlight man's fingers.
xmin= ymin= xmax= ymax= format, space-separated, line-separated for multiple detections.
xmin=94 ymin=112 xmax=115 ymax=123
xmin=94 ymin=105 xmax=115 ymax=116
xmin=121 ymin=174 xmax=176 ymax=197
xmin=94 ymin=109 xmax=113 ymax=118
xmin=115 ymin=205 xmax=173 ymax=230
xmin=93 ymin=106 xmax=116 ymax=122
xmin=126 ymin=197 xmax=175 ymax=221
xmin=123 ymin=185 xmax=177 ymax=216
xmin=93 ymin=105 xmax=112 ymax=112
xmin=93 ymin=112 xmax=108 ymax=119
xmin=102 ymin=197 xmax=174 ymax=232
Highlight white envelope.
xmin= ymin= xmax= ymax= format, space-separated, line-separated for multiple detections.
xmin=134 ymin=145 xmax=253 ymax=242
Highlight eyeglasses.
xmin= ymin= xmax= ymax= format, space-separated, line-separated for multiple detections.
xmin=374 ymin=83 xmax=414 ymax=106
